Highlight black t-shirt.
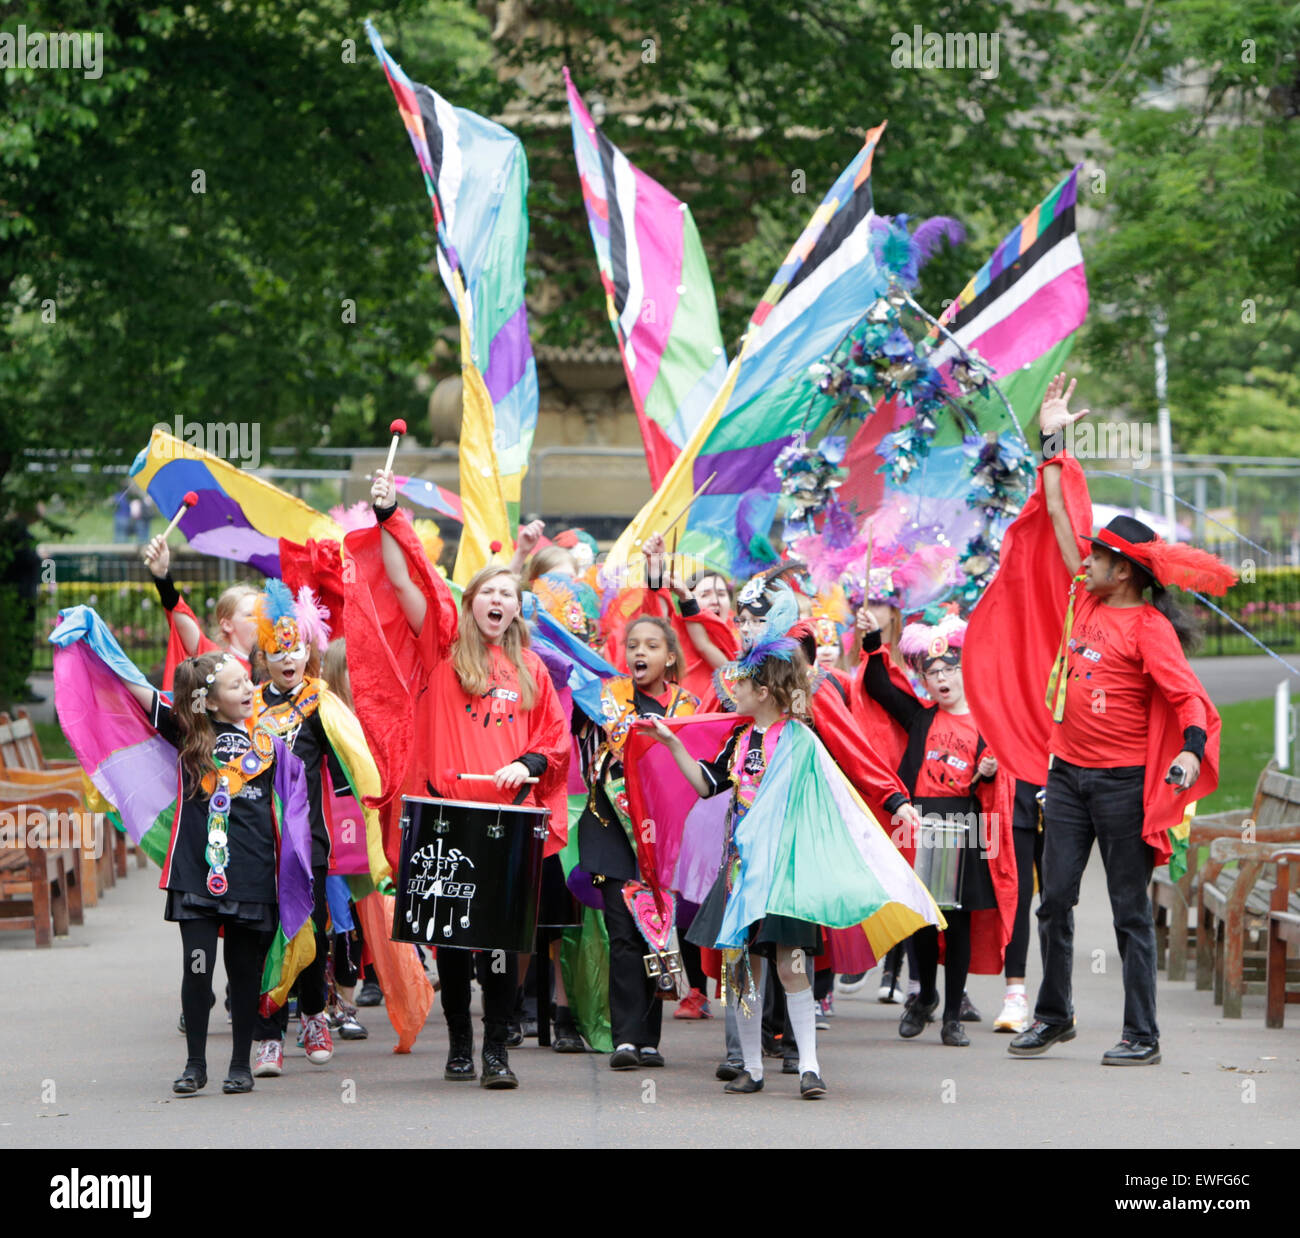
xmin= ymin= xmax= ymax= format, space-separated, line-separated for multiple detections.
xmin=699 ymin=724 xmax=766 ymax=801
xmin=260 ymin=684 xmax=345 ymax=870
xmin=151 ymin=692 xmax=279 ymax=904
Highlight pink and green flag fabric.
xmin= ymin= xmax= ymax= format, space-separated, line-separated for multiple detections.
xmin=933 ymin=165 xmax=1088 ymax=427
xmin=564 ymin=68 xmax=727 ymax=489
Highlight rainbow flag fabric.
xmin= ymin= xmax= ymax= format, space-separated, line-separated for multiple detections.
xmin=564 ymin=68 xmax=727 ymax=489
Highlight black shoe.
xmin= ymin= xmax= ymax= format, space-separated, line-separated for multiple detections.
xmin=761 ymin=1031 xmax=782 ymax=1058
xmin=609 ymin=1046 xmax=639 ymax=1071
xmin=504 ymin=1021 xmax=524 ymax=1048
xmin=444 ymin=1030 xmax=476 ymax=1081
xmin=638 ymin=1047 xmax=665 ymax=1068
xmin=172 ymin=1066 xmax=207 ymax=1096
xmin=782 ymin=1055 xmax=799 ymax=1075
xmin=1101 ymin=1039 xmax=1161 ymax=1066
xmin=959 ymin=992 xmax=981 ymax=1022
xmin=899 ymin=993 xmax=939 ymax=1038
xmin=355 ymin=979 xmax=383 ymax=1007
xmin=521 ymin=1017 xmax=539 ymax=1039
xmin=480 ymin=1043 xmax=518 ymax=1089
xmin=941 ymin=1020 xmax=970 ymax=1047
xmin=552 ymin=1025 xmax=585 ymax=1053
xmin=222 ymin=1068 xmax=254 ymax=1094
xmin=799 ymin=1071 xmax=827 ymax=1099
xmin=724 ymin=1070 xmax=764 ymax=1093
xmin=715 ymin=1059 xmax=743 ymax=1081
xmin=1008 ymin=1019 xmax=1078 ymax=1057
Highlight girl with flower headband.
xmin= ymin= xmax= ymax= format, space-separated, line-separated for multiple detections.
xmin=105 ymin=647 xmax=314 ymax=1096
xmin=574 ymin=612 xmax=701 ymax=1069
xmin=248 ymin=580 xmax=387 ymax=1078
xmin=649 ymin=591 xmax=943 ymax=1098
xmin=347 ymin=470 xmax=570 ymax=1090
xmin=858 ymin=608 xmax=1017 ymax=1047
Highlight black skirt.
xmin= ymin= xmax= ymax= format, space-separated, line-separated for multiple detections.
xmin=164 ymin=888 xmax=278 ymax=933
xmin=536 ymin=853 xmax=579 ymax=928
xmin=686 ymin=862 xmax=822 ymax=955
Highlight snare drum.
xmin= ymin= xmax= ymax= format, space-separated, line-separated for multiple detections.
xmin=392 ymin=796 xmax=549 ymax=952
xmin=913 ymin=818 xmax=968 ymax=911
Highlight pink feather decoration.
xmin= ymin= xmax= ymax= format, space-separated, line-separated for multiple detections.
xmin=328 ymin=501 xmax=377 ymax=533
xmin=294 ymin=585 xmax=332 ymax=652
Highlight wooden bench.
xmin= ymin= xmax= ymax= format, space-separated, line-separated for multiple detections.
xmin=0 ymin=710 xmax=129 ymax=897
xmin=0 ymin=783 xmax=85 ymax=946
xmin=1151 ymin=789 xmax=1262 ymax=982
xmin=1266 ymin=848 xmax=1300 ymax=1028
xmin=1198 ymin=822 xmax=1300 ymax=1017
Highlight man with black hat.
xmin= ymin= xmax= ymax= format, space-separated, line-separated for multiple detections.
xmin=964 ymin=373 xmax=1234 ymax=1067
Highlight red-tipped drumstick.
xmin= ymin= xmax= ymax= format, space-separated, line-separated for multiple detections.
xmin=384 ymin=419 xmax=407 ymax=475
xmin=161 ymin=491 xmax=198 ymax=541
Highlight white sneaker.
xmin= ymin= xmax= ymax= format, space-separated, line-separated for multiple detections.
xmin=994 ymin=992 xmax=1029 ymax=1033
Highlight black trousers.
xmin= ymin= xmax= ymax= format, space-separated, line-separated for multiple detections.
xmin=913 ymin=911 xmax=972 ymax=1023
xmin=179 ymin=918 xmax=271 ymax=1073
xmin=601 ymin=880 xmax=664 ymax=1049
xmin=255 ymin=864 xmax=330 ymax=1040
xmin=1035 ymin=760 xmax=1158 ymax=1043
xmin=1005 ymin=825 xmax=1045 ymax=978
xmin=438 ymin=948 xmax=518 ymax=1044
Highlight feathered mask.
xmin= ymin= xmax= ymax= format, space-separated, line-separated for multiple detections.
xmin=256 ymin=580 xmax=330 ymax=662
xmin=736 ymin=561 xmax=805 ymax=617
xmin=735 ymin=587 xmax=801 ymax=679
xmin=898 ymin=614 xmax=968 ymax=670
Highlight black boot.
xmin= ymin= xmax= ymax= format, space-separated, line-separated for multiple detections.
xmin=481 ymin=1039 xmax=519 ymax=1089
xmin=444 ymin=1023 xmax=476 ymax=1082
xmin=552 ymin=1004 xmax=585 ymax=1054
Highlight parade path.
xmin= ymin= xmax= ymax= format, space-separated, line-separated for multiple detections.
xmin=3 ymin=848 xmax=1296 ymax=1149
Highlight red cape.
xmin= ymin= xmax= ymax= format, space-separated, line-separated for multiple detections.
xmin=279 ymin=536 xmax=348 ymax=629
xmin=848 ymin=644 xmax=911 ymax=771
xmin=965 ymin=454 xmax=1220 ymax=863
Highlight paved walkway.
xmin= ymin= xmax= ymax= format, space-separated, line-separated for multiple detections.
xmin=2 ymin=853 xmax=1295 ymax=1149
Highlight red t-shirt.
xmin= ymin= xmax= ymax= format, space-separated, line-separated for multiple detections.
xmin=1052 ymin=588 xmax=1163 ymax=768
xmin=914 ymin=710 xmax=982 ymax=799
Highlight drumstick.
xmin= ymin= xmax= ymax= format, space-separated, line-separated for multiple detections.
xmin=658 ymin=471 xmax=716 ymax=540
xmin=863 ymin=518 xmax=875 ymax=584
xmin=457 ymin=773 xmax=539 ymax=785
xmin=161 ymin=491 xmax=199 ymax=541
xmin=383 ymin=418 xmax=407 ymax=475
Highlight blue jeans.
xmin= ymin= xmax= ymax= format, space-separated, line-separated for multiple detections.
xmin=1034 ymin=760 xmax=1158 ymax=1043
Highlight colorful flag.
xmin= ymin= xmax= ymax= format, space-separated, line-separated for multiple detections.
xmin=608 ymin=124 xmax=889 ymax=575
xmin=564 ymin=68 xmax=727 ymax=488
xmin=366 ymin=22 xmax=537 ymax=584
xmin=932 ymin=165 xmax=1088 ymax=426
xmin=394 ymin=474 xmax=464 ymax=523
xmin=129 ymin=430 xmax=339 ymax=578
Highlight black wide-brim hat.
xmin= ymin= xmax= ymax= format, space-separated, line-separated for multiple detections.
xmin=1089 ymin=514 xmax=1158 ymax=574
xmin=1087 ymin=514 xmax=1237 ymax=596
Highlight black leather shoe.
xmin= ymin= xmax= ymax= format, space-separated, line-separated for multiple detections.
xmin=221 ymin=1068 xmax=254 ymax=1094
xmin=172 ymin=1066 xmax=207 ymax=1096
xmin=723 ymin=1070 xmax=764 ymax=1093
xmin=715 ymin=1059 xmax=743 ymax=1081
xmin=941 ymin=1020 xmax=970 ymax=1046
xmin=782 ymin=1055 xmax=799 ymax=1075
xmin=355 ymin=979 xmax=383 ymax=1007
xmin=899 ymin=993 xmax=939 ymax=1038
xmin=552 ymin=1025 xmax=585 ymax=1053
xmin=637 ymin=1047 xmax=665 ymax=1068
xmin=959 ymin=992 xmax=982 ymax=1022
xmin=799 ymin=1071 xmax=827 ymax=1099
xmin=444 ymin=1030 xmax=476 ymax=1081
xmin=504 ymin=1021 xmax=524 ymax=1048
xmin=609 ymin=1046 xmax=640 ymax=1070
xmin=1101 ymin=1039 xmax=1161 ymax=1066
xmin=480 ymin=1043 xmax=519 ymax=1089
xmin=1008 ymin=1019 xmax=1077 ymax=1057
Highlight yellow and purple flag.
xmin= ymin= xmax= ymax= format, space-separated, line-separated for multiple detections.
xmin=367 ymin=21 xmax=538 ymax=583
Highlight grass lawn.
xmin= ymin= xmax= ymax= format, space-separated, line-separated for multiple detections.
xmin=1195 ymin=696 xmax=1276 ymax=815
xmin=35 ymin=720 xmax=73 ymax=762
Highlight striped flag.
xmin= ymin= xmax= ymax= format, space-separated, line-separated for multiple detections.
xmin=933 ymin=165 xmax=1088 ymax=426
xmin=564 ymin=69 xmax=727 ymax=488
xmin=608 ymin=124 xmax=888 ymax=574
xmin=367 ymin=22 xmax=538 ymax=583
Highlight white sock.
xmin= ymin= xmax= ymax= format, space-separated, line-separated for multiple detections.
xmin=1006 ymin=984 xmax=1026 ymax=998
xmin=785 ymin=987 xmax=820 ymax=1076
xmin=735 ymin=1000 xmax=763 ymax=1081
xmin=616 ymin=1042 xmax=636 ymax=1053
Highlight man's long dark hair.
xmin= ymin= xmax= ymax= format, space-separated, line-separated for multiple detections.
xmin=1131 ymin=564 xmax=1202 ymax=653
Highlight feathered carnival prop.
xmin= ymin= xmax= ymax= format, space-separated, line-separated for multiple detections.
xmin=898 ymin=611 xmax=968 ymax=671
xmin=533 ymin=571 xmax=602 ymax=648
xmin=735 ymin=587 xmax=801 ymax=679
xmin=736 ymin=561 xmax=805 ymax=617
xmin=256 ymin=579 xmax=331 ymax=661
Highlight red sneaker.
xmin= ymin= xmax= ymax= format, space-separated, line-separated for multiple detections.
xmin=673 ymin=988 xmax=713 ymax=1020
xmin=301 ymin=1014 xmax=334 ymax=1064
